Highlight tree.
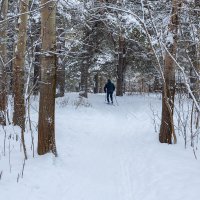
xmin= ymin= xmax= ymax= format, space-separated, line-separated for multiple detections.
xmin=194 ymin=0 xmax=200 ymax=104
xmin=116 ymin=34 xmax=126 ymax=96
xmin=33 ymin=44 xmax=40 ymax=95
xmin=79 ymin=28 xmax=91 ymax=98
xmin=159 ymin=0 xmax=182 ymax=144
xmin=56 ymin=14 xmax=66 ymax=98
xmin=12 ymin=0 xmax=29 ymax=129
xmin=0 ymin=0 xmax=8 ymax=125
xmin=38 ymin=0 xmax=57 ymax=155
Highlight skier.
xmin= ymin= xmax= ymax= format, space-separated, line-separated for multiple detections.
xmin=104 ymin=79 xmax=115 ymax=104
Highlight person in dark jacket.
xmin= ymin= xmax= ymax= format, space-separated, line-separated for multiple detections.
xmin=104 ymin=79 xmax=115 ymax=103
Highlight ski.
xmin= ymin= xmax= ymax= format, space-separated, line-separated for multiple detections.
xmin=105 ymin=102 xmax=115 ymax=106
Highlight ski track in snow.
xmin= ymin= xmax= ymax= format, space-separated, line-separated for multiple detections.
xmin=1 ymin=93 xmax=200 ymax=200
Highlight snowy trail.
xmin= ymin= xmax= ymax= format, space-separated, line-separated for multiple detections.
xmin=1 ymin=93 xmax=200 ymax=200
xmin=55 ymin=95 xmax=136 ymax=200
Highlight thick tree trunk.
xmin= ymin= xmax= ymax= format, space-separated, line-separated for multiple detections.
xmin=116 ymin=35 xmax=126 ymax=96
xmin=160 ymin=54 xmax=176 ymax=144
xmin=0 ymin=0 xmax=8 ymax=125
xmin=159 ymin=0 xmax=182 ymax=144
xmin=38 ymin=0 xmax=57 ymax=156
xmin=13 ymin=0 xmax=29 ymax=129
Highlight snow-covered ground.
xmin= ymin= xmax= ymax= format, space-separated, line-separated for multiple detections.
xmin=1 ymin=93 xmax=200 ymax=200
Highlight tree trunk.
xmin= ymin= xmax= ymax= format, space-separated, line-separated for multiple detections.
xmin=80 ymin=29 xmax=92 ymax=98
xmin=56 ymin=42 xmax=65 ymax=97
xmin=56 ymin=61 xmax=65 ymax=97
xmin=159 ymin=0 xmax=182 ymax=144
xmin=80 ymin=60 xmax=89 ymax=98
xmin=191 ymin=1 xmax=200 ymax=101
xmin=99 ymin=75 xmax=104 ymax=93
xmin=94 ymin=73 xmax=99 ymax=93
xmin=33 ymin=44 xmax=40 ymax=95
xmin=56 ymin=14 xmax=66 ymax=98
xmin=116 ymin=35 xmax=126 ymax=96
xmin=13 ymin=0 xmax=29 ymax=129
xmin=0 ymin=0 xmax=8 ymax=125
xmin=38 ymin=0 xmax=57 ymax=156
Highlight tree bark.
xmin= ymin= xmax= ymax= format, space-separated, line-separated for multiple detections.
xmin=99 ymin=75 xmax=104 ymax=93
xmin=0 ymin=0 xmax=8 ymax=125
xmin=38 ymin=0 xmax=57 ymax=156
xmin=56 ymin=42 xmax=65 ymax=97
xmin=13 ymin=0 xmax=29 ymax=129
xmin=116 ymin=35 xmax=126 ymax=96
xmin=80 ymin=29 xmax=92 ymax=98
xmin=94 ymin=72 xmax=99 ymax=93
xmin=191 ymin=2 xmax=200 ymax=101
xmin=33 ymin=44 xmax=40 ymax=95
xmin=159 ymin=0 xmax=182 ymax=144
xmin=56 ymin=14 xmax=67 ymax=98
xmin=80 ymin=58 xmax=89 ymax=98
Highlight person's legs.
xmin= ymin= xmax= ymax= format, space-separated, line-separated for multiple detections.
xmin=107 ymin=93 xmax=110 ymax=103
xmin=110 ymin=92 xmax=113 ymax=103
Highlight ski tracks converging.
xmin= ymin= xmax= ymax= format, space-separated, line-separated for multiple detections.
xmin=2 ymin=93 xmax=200 ymax=200
xmin=50 ymin=94 xmax=200 ymax=200
xmin=72 ymin=94 xmax=153 ymax=200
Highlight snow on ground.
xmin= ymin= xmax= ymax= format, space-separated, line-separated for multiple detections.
xmin=0 ymin=93 xmax=200 ymax=200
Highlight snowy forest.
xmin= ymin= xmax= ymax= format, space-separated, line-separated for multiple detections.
xmin=1 ymin=0 xmax=200 ymax=199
